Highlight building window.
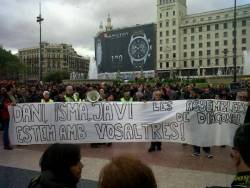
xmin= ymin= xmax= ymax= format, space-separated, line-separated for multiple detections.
xmin=160 ymin=40 xmax=162 ymax=44
xmin=224 ymin=23 xmax=228 ymax=29
xmin=215 ymin=59 xmax=219 ymax=66
xmin=215 ymin=24 xmax=219 ymax=30
xmin=215 ymin=49 xmax=219 ymax=55
xmin=183 ymin=37 xmax=187 ymax=42
xmin=191 ymin=36 xmax=195 ymax=41
xmin=242 ymin=47 xmax=247 ymax=51
xmin=173 ymin=29 xmax=176 ymax=35
xmin=184 ymin=61 xmax=187 ymax=67
xmin=215 ymin=41 xmax=219 ymax=46
xmin=159 ymin=22 xmax=162 ymax=28
xmin=160 ymin=46 xmax=163 ymax=51
xmin=173 ymin=20 xmax=176 ymax=26
xmin=160 ymin=13 xmax=162 ymax=19
xmin=166 ymin=54 xmax=169 ymax=58
xmin=207 ymin=42 xmax=211 ymax=47
xmin=207 ymin=59 xmax=211 ymax=66
xmin=166 ymin=12 xmax=169 ymax=17
xmin=191 ymin=28 xmax=195 ymax=33
xmin=199 ymin=43 xmax=203 ymax=48
xmin=173 ymin=53 xmax=176 ymax=58
xmin=242 ymin=29 xmax=246 ymax=35
xmin=207 ymin=34 xmax=211 ymax=39
xmin=199 ymin=35 xmax=202 ymax=40
xmin=166 ymin=62 xmax=169 ymax=68
xmin=183 ymin=52 xmax=187 ymax=57
xmin=224 ymin=58 xmax=227 ymax=65
xmin=191 ymin=43 xmax=195 ymax=48
xmin=166 ymin=21 xmax=169 ymax=27
xmin=242 ymin=20 xmax=246 ymax=27
xmin=183 ymin=28 xmax=187 ymax=34
xmin=173 ymin=11 xmax=175 ymax=16
xmin=166 ymin=38 xmax=169 ymax=44
xmin=199 ymin=60 xmax=202 ymax=66
xmin=173 ymin=62 xmax=176 ymax=67
xmin=215 ymin=33 xmax=219 ymax=38
xmin=166 ymin=30 xmax=169 ymax=36
xmin=199 ymin=26 xmax=202 ymax=32
xmin=191 ymin=51 xmax=195 ymax=57
xmin=200 ymin=18 xmax=204 ymax=21
xmin=173 ymin=38 xmax=176 ymax=43
xmin=191 ymin=61 xmax=195 ymax=67
xmin=183 ymin=44 xmax=187 ymax=49
xmin=242 ymin=38 xmax=247 ymax=44
xmin=224 ymin=40 xmax=228 ymax=46
xmin=199 ymin=51 xmax=203 ymax=56
xmin=160 ymin=54 xmax=163 ymax=59
xmin=207 ymin=50 xmax=211 ymax=55
xmin=173 ymin=45 xmax=176 ymax=50
xmin=160 ymin=32 xmax=162 ymax=37
xmin=160 ymin=63 xmax=162 ymax=69
xmin=224 ymin=32 xmax=228 ymax=37
xmin=207 ymin=25 xmax=211 ymax=31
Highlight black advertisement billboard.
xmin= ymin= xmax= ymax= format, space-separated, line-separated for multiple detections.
xmin=95 ymin=23 xmax=156 ymax=73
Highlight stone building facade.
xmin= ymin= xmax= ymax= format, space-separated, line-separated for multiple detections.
xmin=18 ymin=42 xmax=89 ymax=80
xmin=157 ymin=0 xmax=250 ymax=78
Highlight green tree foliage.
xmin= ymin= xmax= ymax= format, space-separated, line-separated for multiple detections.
xmin=44 ymin=71 xmax=70 ymax=83
xmin=0 ymin=47 xmax=25 ymax=80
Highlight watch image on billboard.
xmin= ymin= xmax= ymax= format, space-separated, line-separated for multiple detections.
xmin=95 ymin=23 xmax=156 ymax=73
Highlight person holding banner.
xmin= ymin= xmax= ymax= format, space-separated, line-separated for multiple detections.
xmin=41 ymin=91 xmax=54 ymax=103
xmin=64 ymin=85 xmax=77 ymax=102
xmin=28 ymin=143 xmax=83 ymax=188
xmin=120 ymin=91 xmax=133 ymax=102
xmin=148 ymin=89 xmax=162 ymax=152
xmin=191 ymin=88 xmax=213 ymax=158
xmin=0 ymin=84 xmax=16 ymax=150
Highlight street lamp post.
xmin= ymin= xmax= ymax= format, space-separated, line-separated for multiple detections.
xmin=233 ymin=0 xmax=237 ymax=82
xmin=37 ymin=2 xmax=44 ymax=81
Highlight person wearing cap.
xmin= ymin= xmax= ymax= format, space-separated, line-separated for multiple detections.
xmin=41 ymin=91 xmax=54 ymax=103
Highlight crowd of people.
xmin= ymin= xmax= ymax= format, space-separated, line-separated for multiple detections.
xmin=0 ymin=81 xmax=249 ymax=153
xmin=0 ymin=80 xmax=249 ymax=187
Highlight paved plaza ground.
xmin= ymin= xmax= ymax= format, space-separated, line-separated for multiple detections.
xmin=0 ymin=133 xmax=235 ymax=188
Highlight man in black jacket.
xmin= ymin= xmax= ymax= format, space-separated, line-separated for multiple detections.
xmin=230 ymin=124 xmax=250 ymax=187
xmin=207 ymin=124 xmax=250 ymax=188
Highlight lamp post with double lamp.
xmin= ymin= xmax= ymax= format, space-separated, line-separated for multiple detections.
xmin=36 ymin=2 xmax=44 ymax=81
xmin=233 ymin=0 xmax=237 ymax=82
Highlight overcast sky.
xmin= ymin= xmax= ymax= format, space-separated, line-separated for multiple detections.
xmin=0 ymin=0 xmax=249 ymax=57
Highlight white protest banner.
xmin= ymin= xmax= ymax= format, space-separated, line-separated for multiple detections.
xmin=8 ymin=100 xmax=248 ymax=146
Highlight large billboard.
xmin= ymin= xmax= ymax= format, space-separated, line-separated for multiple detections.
xmin=95 ymin=23 xmax=156 ymax=73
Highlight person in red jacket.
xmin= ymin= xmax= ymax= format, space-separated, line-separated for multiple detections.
xmin=0 ymin=84 xmax=16 ymax=150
